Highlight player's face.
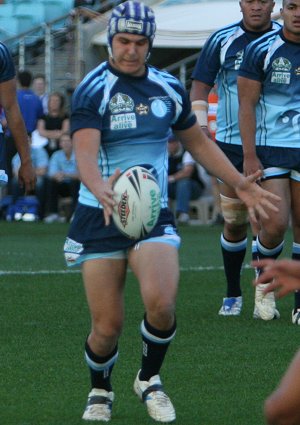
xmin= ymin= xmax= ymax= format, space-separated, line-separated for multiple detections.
xmin=110 ymin=33 xmax=149 ymax=76
xmin=240 ymin=0 xmax=275 ymax=31
xmin=281 ymin=0 xmax=300 ymax=41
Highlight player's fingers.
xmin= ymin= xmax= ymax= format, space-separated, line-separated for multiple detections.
xmin=252 ymin=259 xmax=275 ymax=269
xmin=247 ymin=206 xmax=258 ymax=223
xmin=104 ymin=206 xmax=112 ymax=226
xmin=247 ymin=169 xmax=263 ymax=182
xmin=260 ymin=194 xmax=280 ymax=211
xmin=109 ymin=168 xmax=121 ymax=187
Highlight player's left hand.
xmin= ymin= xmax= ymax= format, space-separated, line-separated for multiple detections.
xmin=235 ymin=170 xmax=280 ymax=224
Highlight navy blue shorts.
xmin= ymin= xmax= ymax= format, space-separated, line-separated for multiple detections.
xmin=64 ymin=204 xmax=180 ymax=266
xmin=216 ymin=142 xmax=243 ymax=173
xmin=256 ymin=146 xmax=300 ymax=172
xmin=217 ymin=141 xmax=299 ymax=179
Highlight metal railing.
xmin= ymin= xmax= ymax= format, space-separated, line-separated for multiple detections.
xmin=1 ymin=5 xmax=201 ymax=97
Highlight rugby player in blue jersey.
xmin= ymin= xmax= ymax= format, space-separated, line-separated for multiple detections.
xmin=63 ymin=1 xmax=280 ymax=422
xmin=0 ymin=42 xmax=35 ymax=192
xmin=190 ymin=0 xmax=281 ymax=319
xmin=238 ymin=0 xmax=300 ymax=324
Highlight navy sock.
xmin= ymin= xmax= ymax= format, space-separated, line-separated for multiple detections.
xmin=139 ymin=315 xmax=176 ymax=381
xmin=85 ymin=340 xmax=118 ymax=391
xmin=221 ymin=233 xmax=247 ymax=297
xmin=292 ymin=243 xmax=300 ymax=310
xmin=256 ymin=237 xmax=284 ymax=276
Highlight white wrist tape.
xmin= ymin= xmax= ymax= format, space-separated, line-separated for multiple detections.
xmin=192 ymin=100 xmax=208 ymax=126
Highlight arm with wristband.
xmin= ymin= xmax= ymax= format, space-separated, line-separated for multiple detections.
xmin=190 ymin=81 xmax=214 ymax=140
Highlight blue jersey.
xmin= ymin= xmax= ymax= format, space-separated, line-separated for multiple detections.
xmin=71 ymin=62 xmax=196 ymax=209
xmin=0 ymin=42 xmax=15 ymax=134
xmin=192 ymin=20 xmax=281 ymax=145
xmin=239 ymin=28 xmax=300 ymax=148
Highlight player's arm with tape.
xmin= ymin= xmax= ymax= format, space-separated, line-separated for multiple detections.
xmin=190 ymin=80 xmax=213 ymax=140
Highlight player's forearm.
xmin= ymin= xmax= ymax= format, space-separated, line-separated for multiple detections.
xmin=239 ymin=107 xmax=256 ymax=159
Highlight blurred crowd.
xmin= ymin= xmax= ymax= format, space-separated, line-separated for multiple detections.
xmin=0 ymin=69 xmax=80 ymax=223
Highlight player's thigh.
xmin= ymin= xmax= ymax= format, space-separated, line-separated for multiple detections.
xmin=290 ymin=179 xmax=300 ymax=232
xmin=82 ymin=257 xmax=127 ymax=324
xmin=128 ymin=242 xmax=179 ymax=310
xmin=260 ymin=178 xmax=291 ymax=230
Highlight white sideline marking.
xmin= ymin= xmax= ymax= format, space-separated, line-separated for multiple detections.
xmin=0 ymin=264 xmax=253 ymax=276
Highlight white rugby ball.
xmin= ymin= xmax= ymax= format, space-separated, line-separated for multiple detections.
xmin=112 ymin=166 xmax=161 ymax=240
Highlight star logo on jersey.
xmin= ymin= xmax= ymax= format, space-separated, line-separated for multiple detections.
xmin=135 ymin=103 xmax=149 ymax=115
xmin=109 ymin=93 xmax=134 ymax=114
xmin=272 ymin=57 xmax=292 ymax=72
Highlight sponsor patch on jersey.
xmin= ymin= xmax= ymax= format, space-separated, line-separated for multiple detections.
xmin=111 ymin=113 xmax=137 ymax=130
xmin=272 ymin=57 xmax=291 ymax=72
xmin=109 ymin=93 xmax=134 ymax=114
xmin=271 ymin=72 xmax=291 ymax=84
xmin=151 ymin=99 xmax=167 ymax=118
xmin=136 ymin=103 xmax=149 ymax=115
xmin=234 ymin=50 xmax=244 ymax=70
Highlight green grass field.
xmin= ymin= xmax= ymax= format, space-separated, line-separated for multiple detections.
xmin=0 ymin=222 xmax=298 ymax=425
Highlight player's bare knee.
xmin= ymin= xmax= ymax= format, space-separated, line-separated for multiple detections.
xmin=147 ymin=304 xmax=175 ymax=329
xmin=220 ymin=194 xmax=248 ymax=226
xmin=92 ymin=320 xmax=123 ymax=343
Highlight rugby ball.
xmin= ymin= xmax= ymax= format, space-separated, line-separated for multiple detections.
xmin=112 ymin=166 xmax=161 ymax=240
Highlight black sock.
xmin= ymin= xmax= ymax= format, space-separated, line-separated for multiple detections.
xmin=221 ymin=233 xmax=247 ymax=297
xmin=139 ymin=315 xmax=176 ymax=382
xmin=292 ymin=243 xmax=300 ymax=310
xmin=84 ymin=340 xmax=118 ymax=391
xmin=256 ymin=237 xmax=284 ymax=275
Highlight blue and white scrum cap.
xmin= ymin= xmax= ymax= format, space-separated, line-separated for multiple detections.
xmin=107 ymin=1 xmax=156 ymax=50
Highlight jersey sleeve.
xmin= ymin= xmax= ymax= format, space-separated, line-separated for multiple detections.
xmin=70 ymin=71 xmax=104 ymax=135
xmin=0 ymin=43 xmax=15 ymax=83
xmin=191 ymin=31 xmax=221 ymax=86
xmin=239 ymin=38 xmax=268 ymax=82
xmin=171 ymin=81 xmax=197 ymax=131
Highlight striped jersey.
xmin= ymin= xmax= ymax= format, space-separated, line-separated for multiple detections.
xmin=192 ymin=20 xmax=281 ymax=145
xmin=239 ymin=28 xmax=300 ymax=148
xmin=0 ymin=42 xmax=15 ymax=134
xmin=71 ymin=62 xmax=196 ymax=208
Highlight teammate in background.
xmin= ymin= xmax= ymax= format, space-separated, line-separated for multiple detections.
xmin=238 ymin=0 xmax=300 ymax=323
xmin=0 ymin=44 xmax=35 ymax=193
xmin=207 ymin=88 xmax=223 ymax=225
xmin=63 ymin=1 xmax=279 ymax=422
xmin=253 ymin=258 xmax=300 ymax=424
xmin=190 ymin=0 xmax=281 ymax=317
